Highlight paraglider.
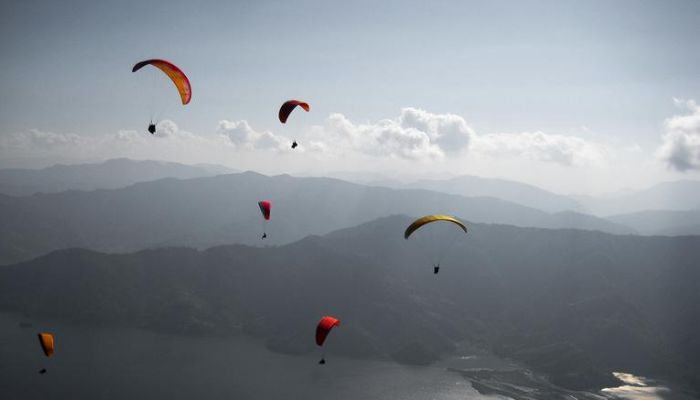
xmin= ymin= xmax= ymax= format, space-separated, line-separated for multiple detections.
xmin=37 ymin=332 xmax=54 ymax=374
xmin=316 ymin=316 xmax=340 ymax=364
xmin=258 ymin=200 xmax=271 ymax=239
xmin=278 ymin=100 xmax=309 ymax=124
xmin=404 ymin=215 xmax=468 ymax=274
xmin=278 ymin=100 xmax=309 ymax=149
xmin=37 ymin=333 xmax=54 ymax=357
xmin=132 ymin=59 xmax=191 ymax=134
xmin=404 ymin=215 xmax=467 ymax=239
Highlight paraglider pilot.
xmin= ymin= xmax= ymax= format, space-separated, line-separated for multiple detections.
xmin=148 ymin=123 xmax=156 ymax=134
xmin=433 ymin=264 xmax=440 ymax=274
xmin=262 ymin=233 xmax=267 ymax=239
xmin=291 ymin=141 xmax=298 ymax=149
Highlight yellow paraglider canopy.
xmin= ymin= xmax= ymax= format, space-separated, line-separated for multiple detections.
xmin=404 ymin=215 xmax=467 ymax=239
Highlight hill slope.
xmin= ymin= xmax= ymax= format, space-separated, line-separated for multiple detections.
xmin=0 ymin=216 xmax=697 ymax=392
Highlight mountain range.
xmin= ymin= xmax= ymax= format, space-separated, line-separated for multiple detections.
xmin=0 ymin=158 xmax=236 ymax=196
xmin=0 ymin=170 xmax=632 ymax=265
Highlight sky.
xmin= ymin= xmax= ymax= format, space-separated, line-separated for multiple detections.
xmin=1 ymin=0 xmax=699 ymax=194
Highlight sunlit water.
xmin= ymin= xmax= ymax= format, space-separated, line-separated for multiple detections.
xmin=600 ymin=372 xmax=695 ymax=400
xmin=0 ymin=313 xmax=693 ymax=400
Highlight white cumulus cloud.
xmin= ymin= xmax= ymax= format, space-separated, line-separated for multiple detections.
xmin=309 ymin=108 xmax=606 ymax=166
xmin=0 ymin=120 xmax=238 ymax=168
xmin=473 ymin=130 xmax=609 ymax=166
xmin=0 ymin=129 xmax=87 ymax=150
xmin=216 ymin=120 xmax=288 ymax=151
xmin=1 ymin=110 xmax=613 ymax=172
xmin=656 ymin=99 xmax=700 ymax=171
xmin=311 ymin=107 xmax=474 ymax=160
xmin=0 ymin=119 xmax=292 ymax=169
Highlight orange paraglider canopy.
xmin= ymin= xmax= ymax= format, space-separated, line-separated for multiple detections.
xmin=315 ymin=316 xmax=340 ymax=346
xmin=278 ymin=100 xmax=310 ymax=123
xmin=132 ymin=59 xmax=192 ymax=105
xmin=37 ymin=333 xmax=54 ymax=357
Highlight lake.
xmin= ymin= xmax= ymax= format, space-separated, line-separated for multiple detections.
xmin=0 ymin=313 xmax=691 ymax=400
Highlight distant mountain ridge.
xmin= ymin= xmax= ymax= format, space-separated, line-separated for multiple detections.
xmin=0 ymin=171 xmax=633 ymax=265
xmin=0 ymin=158 xmax=237 ymax=196
xmin=375 ymin=174 xmax=700 ymax=234
xmin=607 ymin=209 xmax=700 ymax=235
xmin=1 ymin=216 xmax=697 ymax=393
xmin=401 ymin=175 xmax=583 ymax=213
xmin=574 ymin=180 xmax=700 ymax=215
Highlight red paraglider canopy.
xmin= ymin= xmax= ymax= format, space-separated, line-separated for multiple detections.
xmin=316 ymin=316 xmax=340 ymax=346
xmin=278 ymin=100 xmax=310 ymax=124
xmin=258 ymin=200 xmax=271 ymax=220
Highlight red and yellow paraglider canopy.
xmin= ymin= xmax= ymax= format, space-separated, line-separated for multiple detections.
xmin=132 ymin=59 xmax=192 ymax=105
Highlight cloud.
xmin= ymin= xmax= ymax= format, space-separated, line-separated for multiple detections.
xmin=0 ymin=129 xmax=87 ymax=150
xmin=398 ymin=108 xmax=475 ymax=155
xmin=473 ymin=130 xmax=609 ymax=166
xmin=310 ymin=108 xmax=606 ymax=166
xmin=311 ymin=107 xmax=474 ymax=160
xmin=216 ymin=120 xmax=288 ymax=151
xmin=0 ymin=121 xmax=238 ymax=168
xmin=0 ymin=119 xmax=294 ymax=168
xmin=0 ymin=110 xmax=611 ymax=170
xmin=656 ymin=99 xmax=700 ymax=171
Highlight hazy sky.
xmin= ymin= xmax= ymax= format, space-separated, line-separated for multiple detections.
xmin=1 ymin=0 xmax=699 ymax=194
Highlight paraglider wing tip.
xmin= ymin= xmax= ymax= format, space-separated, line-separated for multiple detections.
xmin=132 ymin=59 xmax=158 ymax=73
